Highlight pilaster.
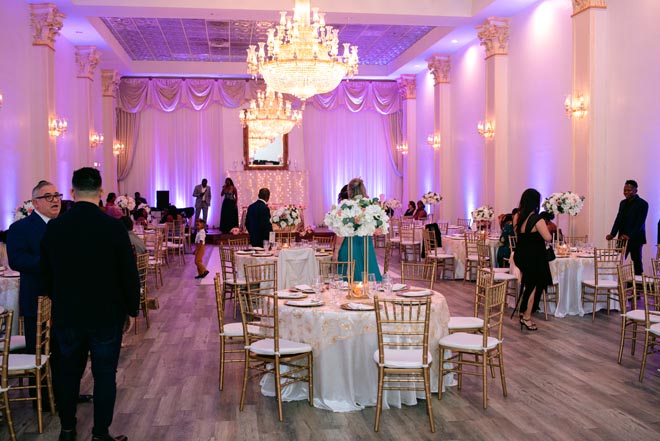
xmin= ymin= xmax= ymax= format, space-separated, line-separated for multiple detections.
xmin=397 ymin=74 xmax=417 ymax=205
xmin=101 ymin=70 xmax=120 ymax=193
xmin=427 ymin=55 xmax=451 ymax=221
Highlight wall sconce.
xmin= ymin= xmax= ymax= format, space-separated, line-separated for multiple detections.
xmin=49 ymin=117 xmax=68 ymax=137
xmin=564 ymin=94 xmax=587 ymax=118
xmin=90 ymin=132 xmax=104 ymax=148
xmin=396 ymin=143 xmax=409 ymax=155
xmin=92 ymin=161 xmax=101 ymax=168
xmin=112 ymin=141 xmax=125 ymax=156
xmin=0 ymin=90 xmax=3 ymax=108
xmin=426 ymin=133 xmax=441 ymax=150
xmin=477 ymin=121 xmax=495 ymax=138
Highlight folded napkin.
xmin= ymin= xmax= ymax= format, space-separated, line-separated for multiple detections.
xmin=295 ymin=284 xmax=313 ymax=291
xmin=392 ymin=283 xmax=407 ymax=291
xmin=400 ymin=289 xmax=432 ymax=297
xmin=347 ymin=303 xmax=372 ymax=310
xmin=287 ymin=299 xmax=323 ymax=306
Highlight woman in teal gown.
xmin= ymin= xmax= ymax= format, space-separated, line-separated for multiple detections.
xmin=335 ymin=178 xmax=382 ymax=282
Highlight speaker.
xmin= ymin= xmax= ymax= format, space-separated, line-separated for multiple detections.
xmin=156 ymin=191 xmax=169 ymax=209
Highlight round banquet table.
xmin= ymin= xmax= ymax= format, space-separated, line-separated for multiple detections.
xmin=260 ymin=288 xmax=452 ymax=412
xmin=442 ymin=235 xmax=500 ymax=279
xmin=0 ymin=275 xmax=20 ymax=334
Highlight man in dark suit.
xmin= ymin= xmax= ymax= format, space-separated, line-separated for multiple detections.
xmin=606 ymin=179 xmax=649 ymax=275
xmin=41 ymin=168 xmax=139 ymax=441
xmin=7 ymin=180 xmax=61 ymax=354
xmin=245 ymin=188 xmax=273 ymax=247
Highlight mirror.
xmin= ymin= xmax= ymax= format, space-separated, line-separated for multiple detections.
xmin=243 ymin=127 xmax=289 ymax=170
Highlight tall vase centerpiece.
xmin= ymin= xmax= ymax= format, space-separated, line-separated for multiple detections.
xmin=472 ymin=205 xmax=494 ymax=233
xmin=115 ymin=195 xmax=136 ymax=216
xmin=542 ymin=191 xmax=585 ymax=247
xmin=383 ymin=198 xmax=402 ymax=218
xmin=422 ymin=191 xmax=443 ymax=219
xmin=270 ymin=205 xmax=301 ymax=232
xmin=324 ymin=196 xmax=390 ymax=299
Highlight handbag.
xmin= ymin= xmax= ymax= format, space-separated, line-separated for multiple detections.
xmin=545 ymin=246 xmax=556 ymax=262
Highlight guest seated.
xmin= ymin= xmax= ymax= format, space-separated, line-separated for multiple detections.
xmin=133 ymin=208 xmax=149 ymax=226
xmin=160 ymin=205 xmax=183 ymax=224
xmin=497 ymin=214 xmax=515 ymax=267
xmin=105 ymin=192 xmax=123 ymax=219
xmin=539 ymin=211 xmax=562 ymax=242
xmin=121 ymin=216 xmax=146 ymax=254
xmin=134 ymin=191 xmax=148 ymax=206
xmin=413 ymin=200 xmax=427 ymax=220
xmin=403 ymin=200 xmax=415 ymax=217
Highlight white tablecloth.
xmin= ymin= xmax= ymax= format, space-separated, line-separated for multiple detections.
xmin=442 ymin=236 xmax=500 ymax=279
xmin=260 ymin=289 xmax=451 ymax=412
xmin=0 ymin=276 xmax=20 ymax=334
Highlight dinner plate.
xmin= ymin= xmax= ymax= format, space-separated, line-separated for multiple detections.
xmin=251 ymin=247 xmax=265 ymax=251
xmin=575 ymin=253 xmax=593 ymax=258
xmin=235 ymin=250 xmax=254 ymax=255
xmin=315 ymin=252 xmax=331 ymax=257
xmin=285 ymin=299 xmax=324 ymax=307
xmin=253 ymin=253 xmax=273 ymax=257
xmin=397 ymin=289 xmax=433 ymax=297
xmin=340 ymin=302 xmax=375 ymax=311
xmin=278 ymin=292 xmax=308 ymax=299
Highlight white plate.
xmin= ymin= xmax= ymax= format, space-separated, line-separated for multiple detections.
xmin=251 ymin=247 xmax=265 ymax=251
xmin=341 ymin=302 xmax=375 ymax=311
xmin=253 ymin=253 xmax=273 ymax=257
xmin=235 ymin=250 xmax=254 ymax=255
xmin=278 ymin=292 xmax=307 ymax=299
xmin=285 ymin=300 xmax=324 ymax=307
xmin=397 ymin=290 xmax=433 ymax=297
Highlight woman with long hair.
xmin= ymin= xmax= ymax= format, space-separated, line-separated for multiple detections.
xmin=335 ymin=178 xmax=382 ymax=282
xmin=403 ymin=200 xmax=415 ymax=217
xmin=513 ymin=188 xmax=552 ymax=331
xmin=220 ymin=177 xmax=239 ymax=233
xmin=413 ymin=200 xmax=428 ymax=220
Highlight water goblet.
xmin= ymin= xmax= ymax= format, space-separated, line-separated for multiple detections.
xmin=263 ymin=240 xmax=269 ymax=251
xmin=367 ymin=273 xmax=377 ymax=298
xmin=312 ymin=275 xmax=323 ymax=301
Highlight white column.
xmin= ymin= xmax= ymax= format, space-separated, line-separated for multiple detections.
xmin=427 ymin=55 xmax=451 ymax=222
xmin=477 ymin=17 xmax=510 ymax=215
xmin=397 ymin=74 xmax=417 ymax=205
xmin=75 ymin=46 xmax=100 ymax=169
xmin=101 ymin=69 xmax=119 ymax=193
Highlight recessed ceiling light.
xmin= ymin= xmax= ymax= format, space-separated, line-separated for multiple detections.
xmin=75 ymin=30 xmax=83 ymax=34
xmin=451 ymin=39 xmax=459 ymax=44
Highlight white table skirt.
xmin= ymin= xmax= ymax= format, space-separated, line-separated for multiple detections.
xmin=261 ymin=289 xmax=452 ymax=412
xmin=442 ymin=236 xmax=500 ymax=279
xmin=0 ymin=276 xmax=20 ymax=334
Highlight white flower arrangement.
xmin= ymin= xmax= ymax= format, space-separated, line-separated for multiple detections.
xmin=384 ymin=198 xmax=402 ymax=210
xmin=137 ymin=202 xmax=150 ymax=214
xmin=270 ymin=205 xmax=301 ymax=229
xmin=324 ymin=196 xmax=390 ymax=237
xmin=542 ymin=191 xmax=585 ymax=216
xmin=422 ymin=191 xmax=443 ymax=205
xmin=13 ymin=200 xmax=34 ymax=222
xmin=115 ymin=195 xmax=136 ymax=211
xmin=472 ymin=205 xmax=494 ymax=221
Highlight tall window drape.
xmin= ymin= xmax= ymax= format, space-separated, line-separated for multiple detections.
xmin=115 ymin=109 xmax=139 ymax=182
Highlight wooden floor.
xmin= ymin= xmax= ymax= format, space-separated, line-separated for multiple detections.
xmin=6 ymin=246 xmax=660 ymax=441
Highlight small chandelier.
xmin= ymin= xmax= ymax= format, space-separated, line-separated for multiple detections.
xmin=49 ymin=117 xmax=68 ymax=137
xmin=246 ymin=0 xmax=359 ymax=101
xmin=427 ymin=133 xmax=441 ymax=150
xmin=564 ymin=94 xmax=587 ymax=118
xmin=396 ymin=143 xmax=409 ymax=155
xmin=112 ymin=140 xmax=125 ymax=156
xmin=90 ymin=132 xmax=104 ymax=148
xmin=239 ymin=87 xmax=303 ymax=141
xmin=477 ymin=121 xmax=495 ymax=138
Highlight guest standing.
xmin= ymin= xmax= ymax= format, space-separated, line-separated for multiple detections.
xmin=194 ymin=218 xmax=209 ymax=279
xmin=193 ymin=178 xmax=212 ymax=224
xmin=41 ymin=167 xmax=139 ymax=441
xmin=105 ymin=192 xmax=123 ymax=219
xmin=336 ymin=178 xmax=382 ymax=282
xmin=413 ymin=200 xmax=428 ymax=220
xmin=513 ymin=188 xmax=552 ymax=331
xmin=219 ymin=178 xmax=239 ymax=233
xmin=496 ymin=214 xmax=515 ymax=267
xmin=403 ymin=201 xmax=415 ymax=217
xmin=606 ymin=179 xmax=648 ymax=275
xmin=245 ymin=188 xmax=273 ymax=247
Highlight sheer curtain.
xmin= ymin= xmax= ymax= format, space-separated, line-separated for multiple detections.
xmin=119 ymin=105 xmax=225 ymax=227
xmin=303 ymin=106 xmax=402 ymax=225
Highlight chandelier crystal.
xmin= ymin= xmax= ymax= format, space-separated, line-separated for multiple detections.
xmin=239 ymin=86 xmax=303 ymax=145
xmin=246 ymin=0 xmax=359 ymax=101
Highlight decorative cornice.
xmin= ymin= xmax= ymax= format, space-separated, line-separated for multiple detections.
xmin=101 ymin=70 xmax=120 ymax=98
xmin=427 ymin=55 xmax=451 ymax=85
xmin=476 ymin=17 xmax=510 ymax=59
xmin=572 ymin=0 xmax=607 ymax=16
xmin=75 ymin=46 xmax=100 ymax=80
xmin=396 ymin=74 xmax=417 ymax=100
xmin=30 ymin=3 xmax=65 ymax=50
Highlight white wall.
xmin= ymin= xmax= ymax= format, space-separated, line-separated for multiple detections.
xmin=415 ymin=69 xmax=437 ymax=213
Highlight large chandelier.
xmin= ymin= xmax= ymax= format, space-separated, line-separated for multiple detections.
xmin=246 ymin=0 xmax=359 ymax=101
xmin=239 ymin=87 xmax=303 ymax=145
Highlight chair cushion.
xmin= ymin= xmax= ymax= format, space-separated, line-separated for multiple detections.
xmin=249 ymin=338 xmax=312 ymax=356
xmin=582 ymin=279 xmax=618 ymax=288
xmin=373 ymin=349 xmax=432 ymax=368
xmin=8 ymin=353 xmax=49 ymax=370
xmin=649 ymin=323 xmax=660 ymax=335
xmin=226 ymin=278 xmax=247 ymax=285
xmin=625 ymin=309 xmax=660 ymax=323
xmin=448 ymin=316 xmax=484 ymax=330
xmin=428 ymin=250 xmax=453 ymax=259
xmin=494 ymin=273 xmax=517 ymax=281
xmin=491 ymin=268 xmax=510 ymax=274
xmin=221 ymin=322 xmax=261 ymax=337
xmin=9 ymin=335 xmax=26 ymax=351
xmin=466 ymin=254 xmax=479 ymax=261
xmin=439 ymin=332 xmax=500 ymax=350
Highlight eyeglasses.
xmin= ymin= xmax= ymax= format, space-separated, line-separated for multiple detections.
xmin=34 ymin=193 xmax=63 ymax=202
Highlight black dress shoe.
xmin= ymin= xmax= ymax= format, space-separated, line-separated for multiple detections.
xmin=58 ymin=429 xmax=77 ymax=441
xmin=91 ymin=435 xmax=127 ymax=441
xmin=77 ymin=394 xmax=93 ymax=403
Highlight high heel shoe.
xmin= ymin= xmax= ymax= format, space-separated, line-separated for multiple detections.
xmin=520 ymin=318 xmax=538 ymax=331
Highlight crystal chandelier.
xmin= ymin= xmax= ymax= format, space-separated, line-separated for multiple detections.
xmin=239 ymin=87 xmax=303 ymax=144
xmin=246 ymin=0 xmax=359 ymax=101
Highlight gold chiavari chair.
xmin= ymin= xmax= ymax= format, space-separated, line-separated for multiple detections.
xmin=400 ymin=223 xmax=422 ymax=262
xmin=400 ymin=261 xmax=436 ymax=290
xmin=437 ymin=221 xmax=449 ymax=236
xmin=144 ymin=229 xmax=164 ymax=288
xmin=0 ymin=310 xmax=17 ymax=441
xmin=457 ymin=218 xmax=471 ymax=231
xmin=8 ymin=297 xmax=55 ymax=433
xmin=135 ymin=252 xmax=151 ymax=334
xmin=387 ymin=217 xmax=401 ymax=256
xmin=564 ymin=235 xmax=588 ymax=247
xmin=615 ymin=263 xmax=649 ymax=365
xmin=448 ymin=268 xmax=494 ymax=334
xmin=438 ymin=281 xmax=508 ymax=409
xmin=164 ymin=220 xmax=186 ymax=264
xmin=275 ymin=231 xmax=295 ymax=246
xmin=383 ymin=241 xmax=393 ymax=274
xmin=639 ymin=275 xmax=660 ymax=382
xmin=373 ymin=297 xmax=434 ymax=432
xmin=313 ymin=234 xmax=336 ymax=252
xmin=218 ymin=245 xmax=247 ymax=318
xmin=318 ymin=260 xmax=355 ymax=284
xmin=608 ymin=237 xmax=628 ymax=251
xmin=508 ymin=235 xmax=517 ymax=253
xmin=228 ymin=237 xmax=250 ymax=249
xmin=422 ymin=228 xmax=455 ymax=280
xmin=656 ymin=244 xmax=660 ymax=260
xmin=463 ymin=231 xmax=483 ymax=283
xmin=213 ymin=273 xmax=247 ymax=391
xmin=653 ymin=258 xmax=659 ymax=277
xmin=476 ymin=242 xmax=518 ymax=307
xmin=581 ymin=247 xmax=623 ymax=321
xmin=238 ymin=263 xmax=313 ymax=422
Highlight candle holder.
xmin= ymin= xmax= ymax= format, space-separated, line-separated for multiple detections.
xmin=347 ymin=281 xmax=369 ymax=300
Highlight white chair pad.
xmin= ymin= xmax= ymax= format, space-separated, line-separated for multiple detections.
xmin=467 ymin=255 xmax=479 ymax=261
xmin=625 ymin=310 xmax=660 ymax=323
xmin=439 ymin=332 xmax=500 ymax=351
xmin=427 ymin=251 xmax=453 ymax=259
xmin=491 ymin=268 xmax=510 ymax=273
xmin=221 ymin=322 xmax=260 ymax=337
xmin=9 ymin=335 xmax=26 ymax=351
xmin=249 ymin=338 xmax=312 ymax=356
xmin=226 ymin=278 xmax=247 ymax=285
xmin=582 ymin=279 xmax=618 ymax=288
xmin=373 ymin=349 xmax=432 ymax=368
xmin=448 ymin=316 xmax=484 ymax=330
xmin=494 ymin=273 xmax=517 ymax=281
xmin=649 ymin=323 xmax=660 ymax=335
xmin=8 ymin=353 xmax=49 ymax=370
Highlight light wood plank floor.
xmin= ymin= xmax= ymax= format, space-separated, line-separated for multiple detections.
xmin=6 ymin=246 xmax=660 ymax=440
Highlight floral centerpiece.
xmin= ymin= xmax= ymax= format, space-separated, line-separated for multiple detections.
xmin=115 ymin=195 xmax=136 ymax=211
xmin=299 ymin=224 xmax=315 ymax=238
xmin=13 ymin=200 xmax=34 ymax=222
xmin=230 ymin=227 xmax=241 ymax=235
xmin=542 ymin=191 xmax=585 ymax=216
xmin=384 ymin=198 xmax=402 ymax=211
xmin=137 ymin=202 xmax=150 ymax=214
xmin=422 ymin=191 xmax=443 ymax=205
xmin=270 ymin=205 xmax=301 ymax=229
xmin=472 ymin=205 xmax=494 ymax=221
xmin=324 ymin=196 xmax=390 ymax=237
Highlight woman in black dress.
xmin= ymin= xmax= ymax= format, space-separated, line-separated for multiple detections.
xmin=403 ymin=201 xmax=415 ymax=217
xmin=513 ymin=188 xmax=553 ymax=331
xmin=219 ymin=178 xmax=239 ymax=233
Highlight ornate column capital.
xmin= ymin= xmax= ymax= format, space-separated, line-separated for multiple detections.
xmin=427 ymin=55 xmax=451 ymax=85
xmin=30 ymin=3 xmax=65 ymax=50
xmin=476 ymin=17 xmax=510 ymax=59
xmin=572 ymin=0 xmax=607 ymax=16
xmin=102 ymin=70 xmax=120 ymax=98
xmin=75 ymin=46 xmax=100 ymax=80
xmin=397 ymin=74 xmax=417 ymax=100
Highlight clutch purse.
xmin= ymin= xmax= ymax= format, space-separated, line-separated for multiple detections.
xmin=545 ymin=246 xmax=556 ymax=262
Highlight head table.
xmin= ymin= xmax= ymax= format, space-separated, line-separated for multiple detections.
xmin=259 ymin=288 xmax=452 ymax=412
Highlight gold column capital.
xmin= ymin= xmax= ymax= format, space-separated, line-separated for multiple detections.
xmin=396 ymin=74 xmax=417 ymax=100
xmin=102 ymin=70 xmax=120 ymax=98
xmin=427 ymin=55 xmax=451 ymax=85
xmin=476 ymin=17 xmax=510 ymax=59
xmin=30 ymin=3 xmax=65 ymax=50
xmin=75 ymin=46 xmax=101 ymax=80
